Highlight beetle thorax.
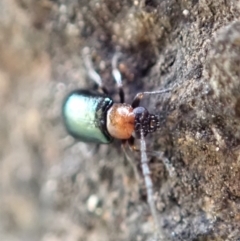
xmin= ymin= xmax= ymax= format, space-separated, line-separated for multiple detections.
xmin=106 ymin=103 xmax=135 ymax=140
xmin=106 ymin=104 xmax=160 ymax=140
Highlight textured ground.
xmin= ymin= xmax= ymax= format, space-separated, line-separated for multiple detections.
xmin=0 ymin=0 xmax=240 ymax=240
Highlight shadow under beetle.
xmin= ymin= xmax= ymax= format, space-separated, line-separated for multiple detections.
xmin=62 ymin=47 xmax=172 ymax=238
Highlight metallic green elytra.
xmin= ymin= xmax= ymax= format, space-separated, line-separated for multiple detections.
xmin=62 ymin=90 xmax=113 ymax=144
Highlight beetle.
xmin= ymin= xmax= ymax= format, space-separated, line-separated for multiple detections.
xmin=62 ymin=48 xmax=172 ymax=237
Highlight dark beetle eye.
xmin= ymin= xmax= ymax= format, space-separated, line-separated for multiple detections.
xmin=133 ymin=106 xmax=147 ymax=115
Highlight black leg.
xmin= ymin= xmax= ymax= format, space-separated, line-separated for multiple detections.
xmin=127 ymin=136 xmax=134 ymax=148
xmin=118 ymin=87 xmax=124 ymax=104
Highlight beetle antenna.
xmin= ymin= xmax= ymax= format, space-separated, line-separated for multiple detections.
xmin=132 ymin=88 xmax=172 ymax=108
xmin=139 ymin=130 xmax=166 ymax=240
xmin=111 ymin=53 xmax=124 ymax=103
